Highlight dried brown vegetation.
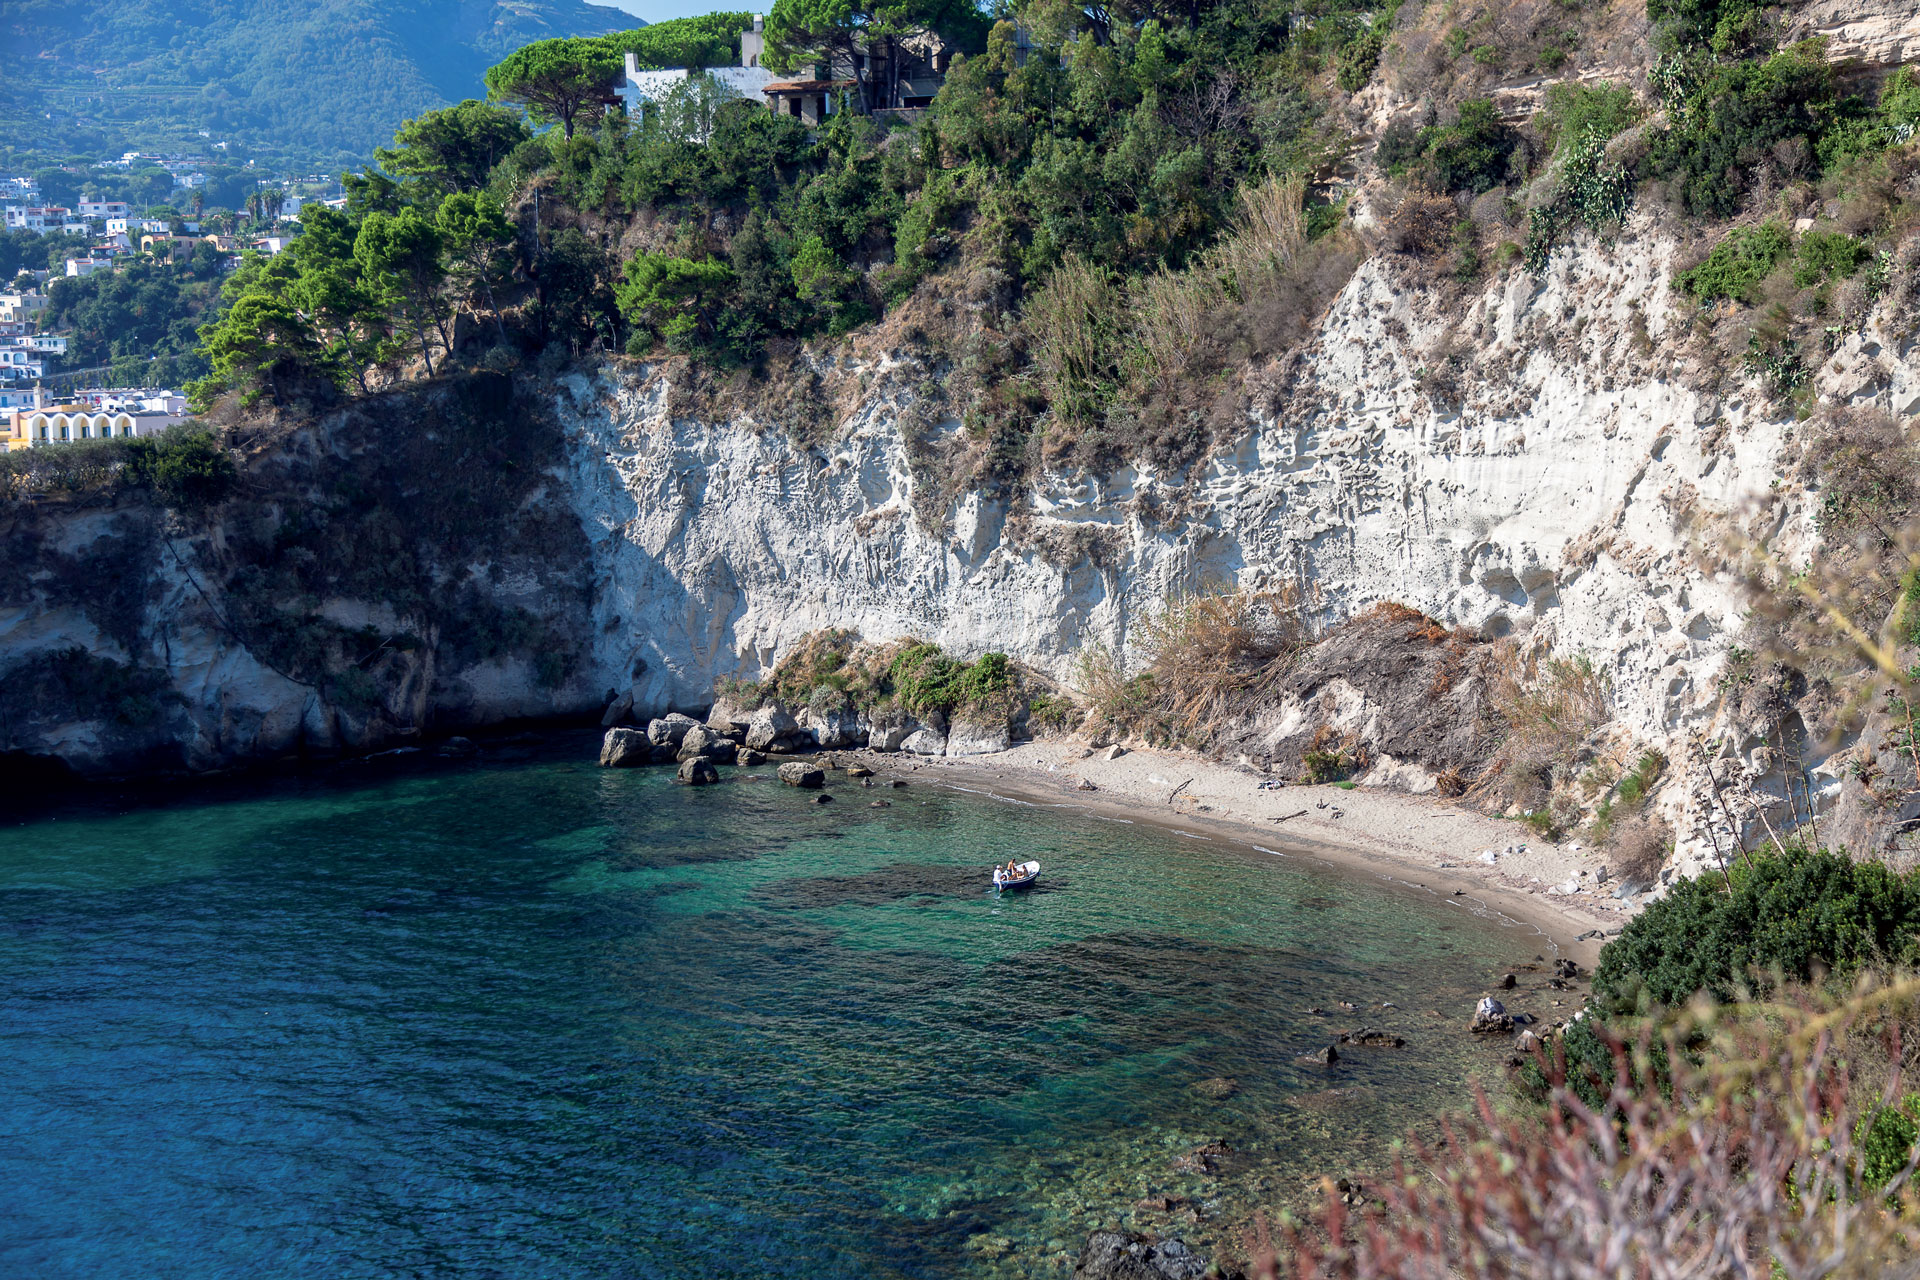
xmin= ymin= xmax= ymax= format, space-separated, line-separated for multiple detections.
xmin=1249 ymin=978 xmax=1920 ymax=1279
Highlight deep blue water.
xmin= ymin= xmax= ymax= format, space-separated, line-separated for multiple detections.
xmin=0 ymin=742 xmax=1538 ymax=1278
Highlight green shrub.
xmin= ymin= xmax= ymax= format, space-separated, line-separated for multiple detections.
xmin=1674 ymin=222 xmax=1793 ymax=303
xmin=1592 ymin=846 xmax=1920 ymax=1011
xmin=132 ymin=429 xmax=236 ymax=512
xmin=1418 ymin=99 xmax=1519 ymax=195
xmin=1337 ymin=29 xmax=1384 ymax=93
xmin=888 ymin=643 xmax=1016 ymax=717
xmin=1794 ymin=230 xmax=1873 ymax=288
xmin=1539 ymin=82 xmax=1641 ymax=154
xmin=1647 ymin=44 xmax=1857 ymax=217
xmin=1857 ymin=1101 xmax=1920 ymax=1192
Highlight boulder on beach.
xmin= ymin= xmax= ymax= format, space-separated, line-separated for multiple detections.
xmin=778 ymin=762 xmax=826 ymax=788
xmin=676 ymin=757 xmax=719 ymax=785
xmin=599 ymin=727 xmax=650 ymax=768
xmin=868 ymin=721 xmax=911 ymax=751
xmin=901 ymin=727 xmax=947 ymax=757
xmin=1073 ymin=1230 xmax=1211 ymax=1280
xmin=1470 ymin=995 xmax=1514 ymax=1034
xmin=846 ymin=764 xmax=874 ymax=778
xmin=946 ymin=716 xmax=1011 ymax=756
xmin=746 ymin=705 xmax=801 ymax=751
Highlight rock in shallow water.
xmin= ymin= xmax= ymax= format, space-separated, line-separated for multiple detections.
xmin=676 ymin=757 xmax=719 ymax=785
xmin=599 ymin=727 xmax=650 ymax=768
xmin=778 ymin=762 xmax=826 ymax=788
xmin=1073 ymin=1230 xmax=1211 ymax=1280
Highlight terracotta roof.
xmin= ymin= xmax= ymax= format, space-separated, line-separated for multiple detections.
xmin=763 ymin=79 xmax=854 ymax=92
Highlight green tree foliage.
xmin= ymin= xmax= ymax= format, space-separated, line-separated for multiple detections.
xmin=1592 ymin=846 xmax=1920 ymax=1011
xmin=767 ymin=0 xmax=987 ymax=113
xmin=376 ymin=100 xmax=532 ymax=195
xmin=603 ymin=12 xmax=754 ymax=68
xmin=436 ymin=192 xmax=516 ymax=338
xmin=484 ymin=37 xmax=622 ymax=139
xmin=615 ymin=253 xmax=736 ymax=354
xmin=191 ymin=279 xmax=327 ymax=409
xmin=44 ymin=249 xmax=225 ymax=372
xmin=355 ymin=208 xmax=447 ymax=372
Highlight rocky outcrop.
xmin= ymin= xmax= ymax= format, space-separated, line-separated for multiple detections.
xmin=676 ymin=723 xmax=737 ymax=763
xmin=1073 ymin=1231 xmax=1213 ymax=1280
xmin=1214 ymin=607 xmax=1505 ymax=789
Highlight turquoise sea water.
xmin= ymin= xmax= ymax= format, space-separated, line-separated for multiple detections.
xmin=0 ymin=740 xmax=1544 ymax=1278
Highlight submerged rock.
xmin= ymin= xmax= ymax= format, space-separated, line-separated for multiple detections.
xmin=1336 ymin=1027 xmax=1407 ymax=1048
xmin=676 ymin=757 xmax=719 ymax=785
xmin=1299 ymin=1043 xmax=1339 ymax=1065
xmin=1073 ymin=1230 xmax=1211 ymax=1280
xmin=599 ymin=727 xmax=650 ymax=768
xmin=778 ymin=762 xmax=826 ymax=788
xmin=1190 ymin=1076 xmax=1237 ymax=1099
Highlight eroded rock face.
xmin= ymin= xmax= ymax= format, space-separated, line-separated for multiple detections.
xmin=599 ymin=727 xmax=650 ymax=768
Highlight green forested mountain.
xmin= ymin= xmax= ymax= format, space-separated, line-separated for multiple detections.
xmin=0 ymin=0 xmax=631 ymax=168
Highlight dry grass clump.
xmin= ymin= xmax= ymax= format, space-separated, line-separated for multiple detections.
xmin=1719 ymin=405 xmax=1920 ymax=738
xmin=1251 ymin=977 xmax=1920 ymax=1279
xmin=1081 ymin=583 xmax=1321 ymax=744
xmin=1475 ymin=647 xmax=1614 ymax=833
xmin=1021 ymin=173 xmax=1362 ymax=477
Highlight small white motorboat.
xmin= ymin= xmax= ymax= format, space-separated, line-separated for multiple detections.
xmin=992 ymin=861 xmax=1040 ymax=892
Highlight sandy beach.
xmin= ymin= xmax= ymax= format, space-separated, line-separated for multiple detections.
xmin=849 ymin=741 xmax=1636 ymax=969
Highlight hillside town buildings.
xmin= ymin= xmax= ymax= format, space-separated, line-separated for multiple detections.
xmin=616 ymin=13 xmax=961 ymax=127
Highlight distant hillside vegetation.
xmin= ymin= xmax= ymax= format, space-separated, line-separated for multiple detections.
xmin=0 ymin=0 xmax=632 ymax=168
